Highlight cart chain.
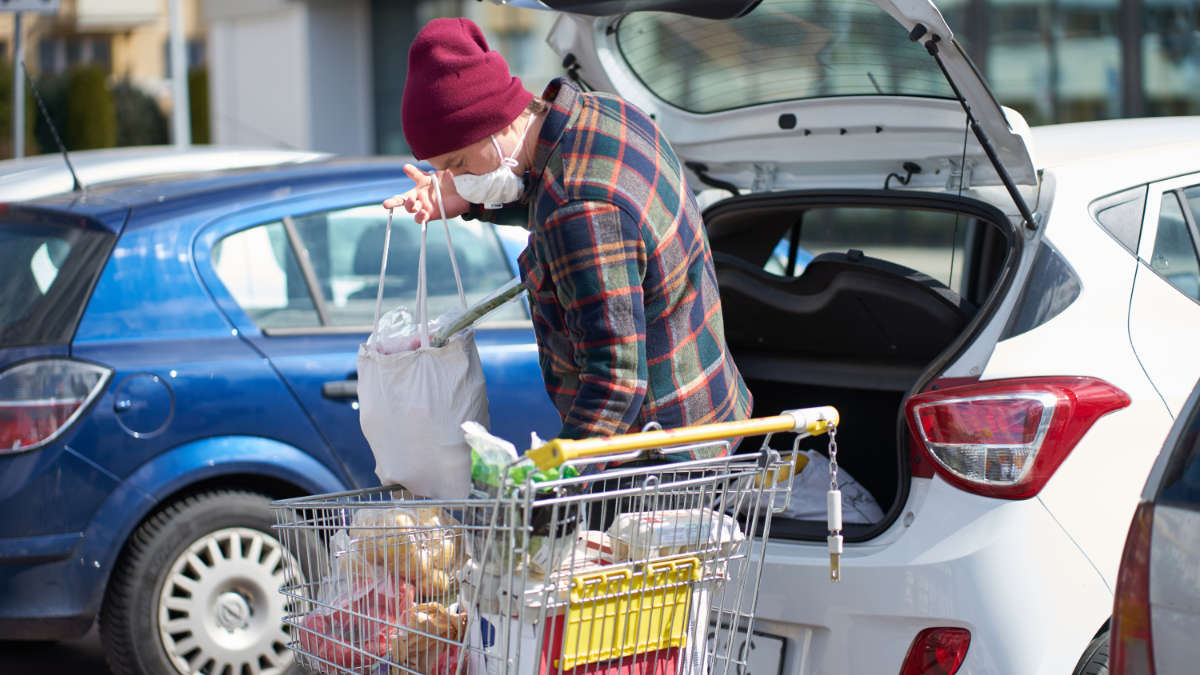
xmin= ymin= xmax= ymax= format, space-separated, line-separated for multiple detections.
xmin=828 ymin=423 xmax=839 ymax=492
xmin=826 ymin=423 xmax=843 ymax=582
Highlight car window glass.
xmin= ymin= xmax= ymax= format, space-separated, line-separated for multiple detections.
xmin=1183 ymin=185 xmax=1200 ymax=229
xmin=1091 ymin=185 xmax=1146 ymax=254
xmin=1160 ymin=398 xmax=1200 ymax=507
xmin=1148 ymin=192 xmax=1200 ymax=301
xmin=304 ymin=205 xmax=521 ymax=326
xmin=763 ymin=207 xmax=971 ymax=293
xmin=214 ymin=205 xmax=524 ymax=332
xmin=615 ymin=0 xmax=955 ymax=114
xmin=213 ymin=221 xmax=320 ymax=330
xmin=0 ymin=221 xmax=113 ymax=347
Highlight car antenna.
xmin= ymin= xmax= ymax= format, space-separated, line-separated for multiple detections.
xmin=21 ymin=61 xmax=85 ymax=195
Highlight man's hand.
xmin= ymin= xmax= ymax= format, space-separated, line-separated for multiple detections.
xmin=383 ymin=164 xmax=470 ymax=224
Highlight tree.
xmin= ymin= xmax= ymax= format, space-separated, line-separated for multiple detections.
xmin=113 ymin=80 xmax=168 ymax=146
xmin=189 ymin=66 xmax=210 ymax=144
xmin=65 ymin=65 xmax=116 ymax=150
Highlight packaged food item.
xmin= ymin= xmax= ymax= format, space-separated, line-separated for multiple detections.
xmin=607 ymin=510 xmax=746 ymax=561
xmin=295 ymin=573 xmax=413 ymax=674
xmin=529 ymin=530 xmax=615 ymax=577
xmin=463 ymin=422 xmax=581 ymax=494
xmin=463 ymin=421 xmax=518 ymax=491
xmin=389 ymin=602 xmax=469 ymax=675
xmin=349 ymin=507 xmax=462 ymax=599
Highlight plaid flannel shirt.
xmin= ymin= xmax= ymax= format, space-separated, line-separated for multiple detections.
xmin=497 ymin=79 xmax=751 ymax=447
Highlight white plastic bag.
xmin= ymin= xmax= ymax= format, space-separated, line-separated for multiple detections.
xmin=781 ymin=450 xmax=884 ymax=524
xmin=358 ymin=179 xmax=488 ymax=498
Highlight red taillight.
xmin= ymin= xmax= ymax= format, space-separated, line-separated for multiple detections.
xmin=905 ymin=377 xmax=1130 ymax=499
xmin=0 ymin=359 xmax=111 ymax=454
xmin=1111 ymin=501 xmax=1156 ymax=675
xmin=898 ymin=627 xmax=971 ymax=675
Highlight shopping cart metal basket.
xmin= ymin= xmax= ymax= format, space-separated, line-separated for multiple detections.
xmin=273 ymin=407 xmax=839 ymax=675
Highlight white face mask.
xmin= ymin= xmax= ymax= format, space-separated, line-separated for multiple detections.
xmin=452 ymin=116 xmax=533 ymax=208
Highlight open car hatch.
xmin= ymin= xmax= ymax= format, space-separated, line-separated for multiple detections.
xmin=510 ymin=0 xmax=1038 ymax=200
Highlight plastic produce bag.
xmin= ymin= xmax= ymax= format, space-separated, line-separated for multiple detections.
xmin=358 ymin=185 xmax=487 ymax=499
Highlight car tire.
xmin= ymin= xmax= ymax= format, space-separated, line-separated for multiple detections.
xmin=1072 ymin=632 xmax=1110 ymax=675
xmin=99 ymin=490 xmax=313 ymax=675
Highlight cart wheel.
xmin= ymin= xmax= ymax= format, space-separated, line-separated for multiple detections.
xmin=100 ymin=490 xmax=314 ymax=675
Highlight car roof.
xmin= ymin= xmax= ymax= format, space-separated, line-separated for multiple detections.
xmin=1032 ymin=117 xmax=1200 ymax=174
xmin=21 ymin=156 xmax=415 ymax=231
xmin=0 ymin=145 xmax=331 ymax=202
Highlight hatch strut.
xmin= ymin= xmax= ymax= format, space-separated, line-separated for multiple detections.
xmin=911 ymin=25 xmax=1038 ymax=232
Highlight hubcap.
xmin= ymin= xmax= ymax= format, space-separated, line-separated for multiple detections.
xmin=158 ymin=526 xmax=303 ymax=675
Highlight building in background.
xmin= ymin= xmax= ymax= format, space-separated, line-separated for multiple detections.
xmin=204 ymin=0 xmax=560 ymax=155
xmin=0 ymin=1 xmax=1198 ymax=157
xmin=939 ymin=0 xmax=1200 ymax=125
xmin=0 ymin=0 xmax=205 ymax=114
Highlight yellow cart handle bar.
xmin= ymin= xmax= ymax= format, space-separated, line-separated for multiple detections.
xmin=526 ymin=406 xmax=839 ymax=471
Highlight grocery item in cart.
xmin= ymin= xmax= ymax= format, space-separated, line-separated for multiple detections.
xmin=779 ymin=449 xmax=884 ymax=524
xmin=529 ymin=529 xmax=615 ymax=577
xmin=388 ymin=602 xmax=469 ymax=675
xmin=295 ymin=572 xmax=414 ymax=674
xmin=607 ymin=509 xmax=746 ymax=561
xmin=349 ymin=506 xmax=462 ymax=599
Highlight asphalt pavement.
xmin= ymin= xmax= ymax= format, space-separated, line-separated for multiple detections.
xmin=0 ymin=626 xmax=111 ymax=675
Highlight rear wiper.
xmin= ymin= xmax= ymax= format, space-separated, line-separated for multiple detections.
xmin=911 ymin=25 xmax=1038 ymax=232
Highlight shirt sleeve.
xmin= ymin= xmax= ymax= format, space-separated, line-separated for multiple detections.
xmin=541 ymin=199 xmax=648 ymax=439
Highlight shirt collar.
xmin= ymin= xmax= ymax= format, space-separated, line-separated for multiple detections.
xmin=521 ymin=78 xmax=580 ymax=202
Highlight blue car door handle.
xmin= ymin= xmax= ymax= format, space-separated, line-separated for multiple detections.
xmin=321 ymin=380 xmax=358 ymax=400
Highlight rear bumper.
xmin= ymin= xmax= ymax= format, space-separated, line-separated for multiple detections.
xmin=754 ymin=478 xmax=1111 ymax=675
xmin=0 ymin=616 xmax=93 ymax=641
xmin=0 ymin=556 xmax=100 ymax=640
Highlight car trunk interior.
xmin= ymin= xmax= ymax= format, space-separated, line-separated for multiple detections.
xmin=704 ymin=189 xmax=1014 ymax=540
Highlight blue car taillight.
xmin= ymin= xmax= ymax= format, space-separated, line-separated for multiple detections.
xmin=0 ymin=359 xmax=111 ymax=454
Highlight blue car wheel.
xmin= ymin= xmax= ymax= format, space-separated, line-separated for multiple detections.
xmin=99 ymin=490 xmax=309 ymax=675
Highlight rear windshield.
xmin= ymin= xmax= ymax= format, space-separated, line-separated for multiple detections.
xmin=616 ymin=0 xmax=956 ymax=114
xmin=0 ymin=218 xmax=114 ymax=347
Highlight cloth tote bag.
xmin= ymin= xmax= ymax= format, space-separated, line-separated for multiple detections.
xmin=357 ymin=178 xmax=488 ymax=498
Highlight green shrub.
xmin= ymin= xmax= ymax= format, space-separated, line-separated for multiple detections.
xmin=30 ymin=72 xmax=69 ymax=155
xmin=113 ymin=80 xmax=168 ymax=146
xmin=189 ymin=66 xmax=210 ymax=144
xmin=65 ymin=65 xmax=116 ymax=150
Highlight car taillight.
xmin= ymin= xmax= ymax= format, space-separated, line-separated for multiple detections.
xmin=1111 ymin=501 xmax=1156 ymax=675
xmin=0 ymin=359 xmax=111 ymax=454
xmin=898 ymin=627 xmax=971 ymax=675
xmin=905 ymin=377 xmax=1130 ymax=499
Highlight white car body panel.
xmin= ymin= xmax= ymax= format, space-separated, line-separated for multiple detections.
xmin=757 ymin=478 xmax=1109 ymax=674
xmin=1128 ymin=171 xmax=1200 ymax=414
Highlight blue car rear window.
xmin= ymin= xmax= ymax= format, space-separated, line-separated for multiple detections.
xmin=0 ymin=218 xmax=114 ymax=347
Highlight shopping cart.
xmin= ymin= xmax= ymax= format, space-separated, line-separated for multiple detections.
xmin=273 ymin=407 xmax=839 ymax=675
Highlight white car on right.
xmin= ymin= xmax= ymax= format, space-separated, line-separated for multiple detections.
xmin=507 ymin=0 xmax=1200 ymax=672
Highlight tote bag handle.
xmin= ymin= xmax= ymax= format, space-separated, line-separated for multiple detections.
xmin=373 ymin=171 xmax=468 ymax=347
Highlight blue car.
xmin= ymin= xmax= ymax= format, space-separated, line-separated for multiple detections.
xmin=0 ymin=158 xmax=560 ymax=675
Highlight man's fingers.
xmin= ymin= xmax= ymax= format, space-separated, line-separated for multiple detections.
xmin=402 ymin=163 xmax=427 ymax=182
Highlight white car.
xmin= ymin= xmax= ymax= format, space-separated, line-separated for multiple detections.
xmin=504 ymin=0 xmax=1200 ymax=673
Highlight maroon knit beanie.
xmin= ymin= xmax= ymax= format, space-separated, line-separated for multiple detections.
xmin=402 ymin=17 xmax=533 ymax=160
